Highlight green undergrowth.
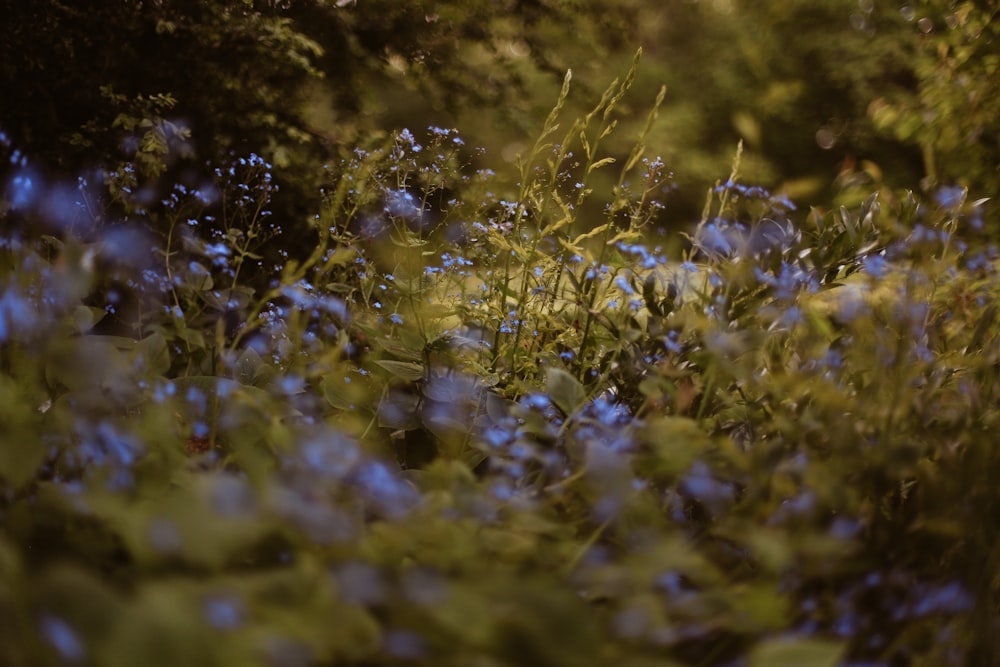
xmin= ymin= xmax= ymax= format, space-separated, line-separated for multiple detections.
xmin=1 ymin=56 xmax=999 ymax=666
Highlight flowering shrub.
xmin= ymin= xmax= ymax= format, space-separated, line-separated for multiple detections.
xmin=1 ymin=56 xmax=998 ymax=667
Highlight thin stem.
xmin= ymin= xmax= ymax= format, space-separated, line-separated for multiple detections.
xmin=491 ymin=69 xmax=574 ymax=370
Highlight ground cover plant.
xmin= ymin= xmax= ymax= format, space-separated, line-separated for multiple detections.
xmin=2 ymin=32 xmax=1000 ymax=667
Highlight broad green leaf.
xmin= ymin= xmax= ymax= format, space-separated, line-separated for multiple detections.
xmin=485 ymin=391 xmax=515 ymax=421
xmin=71 ymin=305 xmax=107 ymax=333
xmin=233 ymin=347 xmax=262 ymax=385
xmin=748 ymin=637 xmax=844 ymax=667
xmin=420 ymin=303 xmax=458 ymax=319
xmin=374 ymin=360 xmax=425 ymax=382
xmin=251 ymin=362 xmax=276 ymax=388
xmin=371 ymin=338 xmax=423 ymax=362
xmin=44 ymin=336 xmax=135 ymax=396
xmin=137 ymin=333 xmax=170 ymax=376
xmin=546 ymin=367 xmax=586 ymax=415
xmin=176 ymin=326 xmax=206 ymax=348
xmin=321 ymin=373 xmax=358 ymax=410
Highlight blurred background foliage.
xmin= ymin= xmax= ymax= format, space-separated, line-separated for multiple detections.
xmin=2 ymin=0 xmax=997 ymax=244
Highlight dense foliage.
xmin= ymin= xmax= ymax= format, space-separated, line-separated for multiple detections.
xmin=616 ymin=0 xmax=999 ymax=225
xmin=2 ymin=2 xmax=999 ymax=666
xmin=0 ymin=0 xmax=641 ymax=234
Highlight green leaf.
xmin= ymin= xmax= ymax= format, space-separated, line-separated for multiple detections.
xmin=634 ymin=416 xmax=711 ymax=481
xmin=137 ymin=333 xmax=170 ymax=376
xmin=71 ymin=305 xmax=107 ymax=334
xmin=485 ymin=391 xmax=515 ymax=421
xmin=233 ymin=347 xmax=263 ymax=385
xmin=251 ymin=362 xmax=276 ymax=388
xmin=374 ymin=360 xmax=425 ymax=382
xmin=423 ymin=415 xmax=471 ymax=458
xmin=370 ymin=337 xmax=423 ymax=362
xmin=45 ymin=336 xmax=134 ymax=394
xmin=421 ymin=303 xmax=458 ymax=319
xmin=546 ymin=367 xmax=586 ymax=415
xmin=321 ymin=373 xmax=358 ymax=410
xmin=748 ymin=638 xmax=844 ymax=667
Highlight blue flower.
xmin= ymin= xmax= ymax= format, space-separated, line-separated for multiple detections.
xmin=935 ymin=185 xmax=965 ymax=211
xmin=696 ymin=221 xmax=734 ymax=256
xmin=39 ymin=615 xmax=85 ymax=661
xmin=863 ymin=254 xmax=888 ymax=278
xmin=614 ymin=276 xmax=635 ymax=295
xmin=203 ymin=595 xmax=244 ymax=630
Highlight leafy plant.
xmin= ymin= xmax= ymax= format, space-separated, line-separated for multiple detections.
xmin=2 ymin=44 xmax=999 ymax=667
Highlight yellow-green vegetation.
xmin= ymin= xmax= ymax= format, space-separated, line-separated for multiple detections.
xmin=1 ymin=2 xmax=999 ymax=666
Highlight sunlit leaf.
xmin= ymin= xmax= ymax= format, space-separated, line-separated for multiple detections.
xmin=374 ymin=360 xmax=425 ymax=382
xmin=748 ymin=637 xmax=844 ymax=667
